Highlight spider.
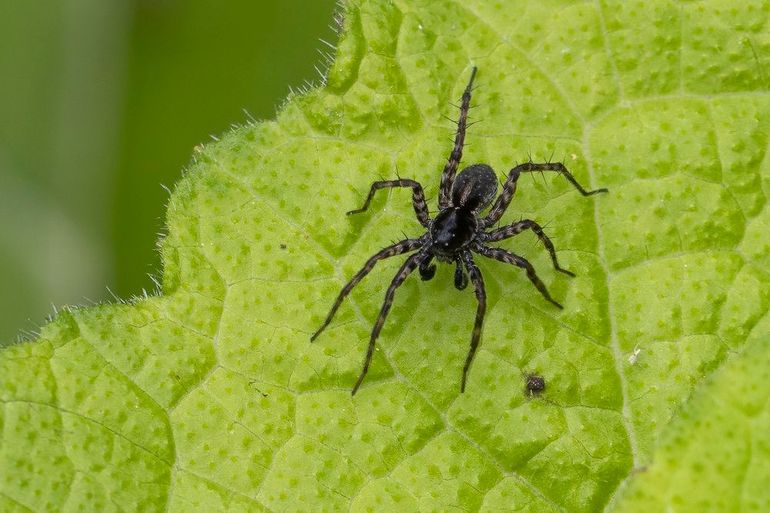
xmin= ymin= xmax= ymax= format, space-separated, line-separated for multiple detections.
xmin=311 ymin=67 xmax=607 ymax=395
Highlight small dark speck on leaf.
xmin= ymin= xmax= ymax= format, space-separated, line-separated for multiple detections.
xmin=526 ymin=374 xmax=546 ymax=396
xmin=249 ymin=380 xmax=269 ymax=397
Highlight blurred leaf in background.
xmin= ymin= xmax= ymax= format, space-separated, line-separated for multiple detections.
xmin=0 ymin=0 xmax=337 ymax=345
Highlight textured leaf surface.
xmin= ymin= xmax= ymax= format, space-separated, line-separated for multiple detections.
xmin=2 ymin=0 xmax=770 ymax=512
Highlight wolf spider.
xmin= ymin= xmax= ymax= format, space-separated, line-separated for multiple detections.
xmin=311 ymin=67 xmax=607 ymax=395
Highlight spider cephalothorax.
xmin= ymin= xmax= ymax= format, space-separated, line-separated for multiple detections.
xmin=311 ymin=67 xmax=607 ymax=395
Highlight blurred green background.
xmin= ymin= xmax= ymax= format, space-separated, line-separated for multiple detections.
xmin=0 ymin=0 xmax=338 ymax=345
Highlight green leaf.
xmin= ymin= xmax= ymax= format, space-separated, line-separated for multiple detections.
xmin=2 ymin=0 xmax=770 ymax=511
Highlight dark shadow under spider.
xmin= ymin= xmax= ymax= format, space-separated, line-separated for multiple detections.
xmin=311 ymin=66 xmax=608 ymax=395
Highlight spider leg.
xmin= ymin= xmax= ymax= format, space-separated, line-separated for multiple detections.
xmin=483 ymin=219 xmax=575 ymax=276
xmin=311 ymin=238 xmax=425 ymax=342
xmin=438 ymin=66 xmax=478 ymax=209
xmin=347 ymin=179 xmax=431 ymax=228
xmin=482 ymin=162 xmax=608 ymax=227
xmin=454 ymin=258 xmax=468 ymax=290
xmin=419 ymin=254 xmax=436 ymax=281
xmin=352 ymin=250 xmax=428 ymax=395
xmin=460 ymin=251 xmax=486 ymax=392
xmin=475 ymin=244 xmax=564 ymax=309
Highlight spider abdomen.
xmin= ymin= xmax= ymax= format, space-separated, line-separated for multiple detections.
xmin=430 ymin=207 xmax=477 ymax=258
xmin=451 ymin=164 xmax=498 ymax=212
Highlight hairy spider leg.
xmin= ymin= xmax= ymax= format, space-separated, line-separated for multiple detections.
xmin=484 ymin=219 xmax=575 ymax=276
xmin=460 ymin=252 xmax=486 ymax=392
xmin=347 ymin=179 xmax=431 ymax=228
xmin=482 ymin=162 xmax=608 ymax=227
xmin=475 ymin=245 xmax=564 ymax=309
xmin=419 ymin=254 xmax=436 ymax=280
xmin=453 ymin=259 xmax=468 ymax=290
xmin=310 ymin=238 xmax=425 ymax=342
xmin=438 ymin=66 xmax=478 ymax=208
xmin=352 ymin=250 xmax=428 ymax=395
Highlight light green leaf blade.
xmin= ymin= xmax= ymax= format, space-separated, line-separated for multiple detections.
xmin=2 ymin=0 xmax=770 ymax=512
xmin=610 ymin=330 xmax=770 ymax=512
